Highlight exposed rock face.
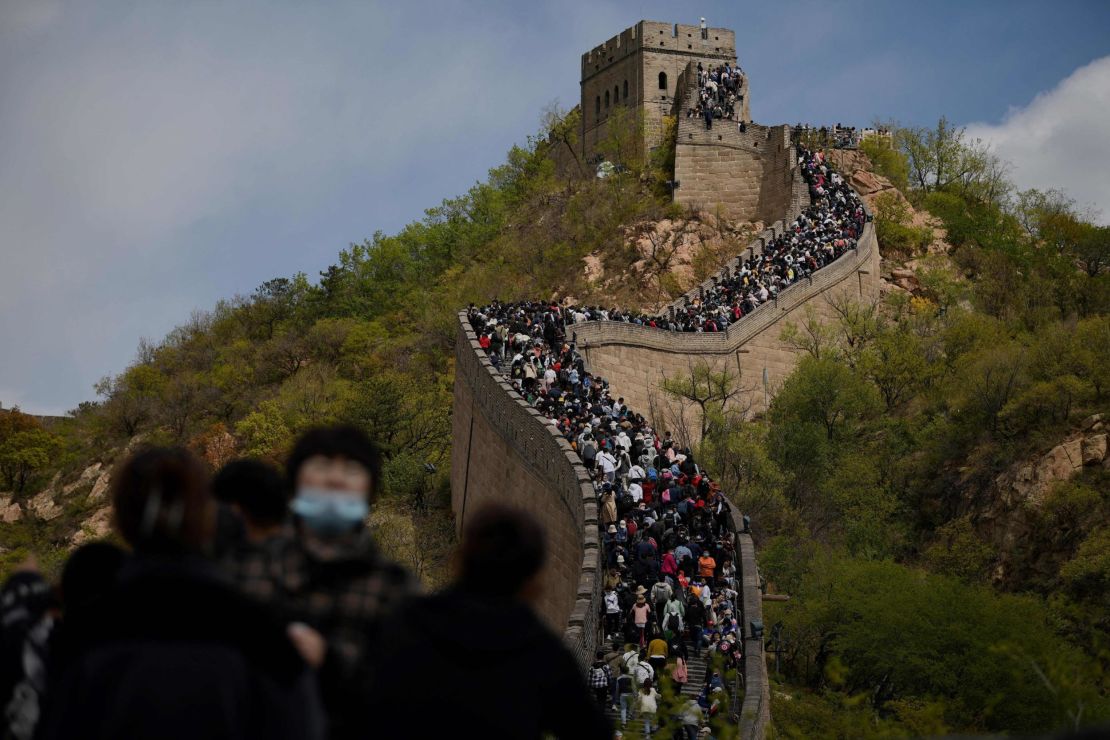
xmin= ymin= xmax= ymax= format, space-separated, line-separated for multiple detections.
xmin=0 ymin=494 xmax=21 ymax=523
xmin=1082 ymin=434 xmax=1107 ymax=466
xmin=977 ymin=422 xmax=1109 ymax=582
xmin=28 ymin=489 xmax=62 ymax=520
xmin=825 ymin=149 xmax=909 ymax=212
xmin=88 ymin=470 xmax=111 ymax=501
xmin=70 ymin=506 xmax=112 ymax=546
xmin=584 ymin=211 xmax=758 ymax=310
xmin=63 ymin=463 xmax=102 ymax=495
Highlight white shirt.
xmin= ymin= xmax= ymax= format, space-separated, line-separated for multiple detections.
xmin=628 ymin=483 xmax=643 ymax=502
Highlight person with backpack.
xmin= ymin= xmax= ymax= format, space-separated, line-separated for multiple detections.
xmin=650 ymin=579 xmax=672 ymax=628
xmin=580 ymin=435 xmax=598 ymax=472
xmin=588 ymin=650 xmax=613 ymax=707
xmin=662 ymin=593 xmax=686 ymax=637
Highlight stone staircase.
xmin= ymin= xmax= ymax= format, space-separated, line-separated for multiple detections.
xmin=603 ymin=645 xmax=713 ymax=733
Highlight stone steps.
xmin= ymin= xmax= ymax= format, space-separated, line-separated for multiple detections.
xmin=601 ymin=646 xmax=713 ymax=733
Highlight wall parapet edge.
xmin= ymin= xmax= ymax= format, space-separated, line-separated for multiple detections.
xmin=575 ymin=219 xmax=877 ymax=357
xmin=453 ymin=311 xmax=602 ymax=669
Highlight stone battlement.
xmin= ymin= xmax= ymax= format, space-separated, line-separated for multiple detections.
xmin=581 ymin=20 xmax=737 ymax=78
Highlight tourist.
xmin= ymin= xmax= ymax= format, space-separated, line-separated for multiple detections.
xmin=365 ymin=504 xmax=610 ymax=738
xmin=38 ymin=446 xmax=324 ymax=740
xmin=227 ymin=426 xmax=417 ymax=740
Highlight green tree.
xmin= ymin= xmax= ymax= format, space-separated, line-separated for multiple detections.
xmin=923 ymin=516 xmax=995 ymax=583
xmin=771 ymin=356 xmax=881 ymax=442
xmin=0 ymin=427 xmax=62 ymax=492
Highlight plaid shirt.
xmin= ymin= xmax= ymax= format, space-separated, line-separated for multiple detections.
xmin=224 ymin=529 xmax=418 ymax=739
xmin=589 ymin=662 xmax=613 ymax=688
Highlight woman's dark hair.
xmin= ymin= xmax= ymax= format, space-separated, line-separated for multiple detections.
xmin=285 ymin=425 xmax=382 ymax=499
xmin=111 ymin=447 xmax=211 ymax=554
xmin=212 ymin=458 xmax=289 ymax=527
xmin=458 ymin=504 xmax=546 ymax=598
xmin=60 ymin=542 xmax=126 ymax=612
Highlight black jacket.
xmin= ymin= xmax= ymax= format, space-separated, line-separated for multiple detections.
xmin=367 ymin=587 xmax=610 ymax=739
xmin=38 ymin=555 xmax=324 ymax=740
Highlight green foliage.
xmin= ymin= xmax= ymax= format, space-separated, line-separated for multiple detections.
xmin=923 ymin=516 xmax=994 ymax=583
xmin=0 ymin=411 xmax=63 ymax=493
xmin=859 ymin=135 xmax=909 ymax=193
xmin=871 ymin=191 xmax=931 ymax=256
xmin=772 ymin=555 xmax=1110 ymax=734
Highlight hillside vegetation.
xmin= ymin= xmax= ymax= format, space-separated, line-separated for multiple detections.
xmin=1 ymin=111 xmax=1108 ymax=735
xmin=0 ymin=108 xmax=691 ymax=581
xmin=726 ymin=122 xmax=1110 ymax=736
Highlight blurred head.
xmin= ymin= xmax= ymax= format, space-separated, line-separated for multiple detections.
xmin=112 ymin=447 xmax=212 ymax=555
xmin=212 ymin=458 xmax=288 ymax=533
xmin=287 ymin=426 xmax=381 ymax=498
xmin=286 ymin=426 xmax=382 ymax=539
xmin=457 ymin=504 xmax=546 ymax=601
xmin=60 ymin=542 xmax=126 ymax=613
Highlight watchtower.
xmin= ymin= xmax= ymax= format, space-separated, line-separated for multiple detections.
xmin=580 ymin=19 xmax=749 ymax=164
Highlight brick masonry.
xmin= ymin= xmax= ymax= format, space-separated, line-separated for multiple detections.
xmin=579 ymin=20 xmax=749 ymax=164
xmin=451 ymin=22 xmax=879 ymax=734
xmin=450 ymin=313 xmax=602 ymax=667
xmin=448 ymin=223 xmax=876 ymax=719
xmin=572 ymin=219 xmax=880 ymax=447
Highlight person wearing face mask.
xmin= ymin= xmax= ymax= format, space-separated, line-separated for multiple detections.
xmin=38 ymin=446 xmax=325 ymax=740
xmin=263 ymin=426 xmax=418 ymax=740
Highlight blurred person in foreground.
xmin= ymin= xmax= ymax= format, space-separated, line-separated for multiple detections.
xmin=213 ymin=457 xmax=296 ymax=593
xmin=37 ymin=446 xmax=323 ymax=740
xmin=367 ymin=503 xmax=610 ymax=739
xmin=228 ymin=426 xmax=417 ymax=740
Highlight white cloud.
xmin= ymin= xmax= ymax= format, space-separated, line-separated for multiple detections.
xmin=964 ymin=55 xmax=1110 ymax=224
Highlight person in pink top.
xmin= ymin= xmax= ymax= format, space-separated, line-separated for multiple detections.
xmin=629 ymin=593 xmax=652 ymax=646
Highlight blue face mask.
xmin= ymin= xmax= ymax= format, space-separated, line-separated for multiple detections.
xmin=291 ymin=487 xmax=369 ymax=538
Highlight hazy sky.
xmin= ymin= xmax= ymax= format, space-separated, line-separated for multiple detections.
xmin=2 ymin=0 xmax=1109 ymax=414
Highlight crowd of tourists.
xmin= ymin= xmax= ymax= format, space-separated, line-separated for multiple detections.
xmin=687 ymin=61 xmax=746 ymax=129
xmin=791 ymin=123 xmax=893 ymax=150
xmin=0 ymin=428 xmax=610 ymax=739
xmin=0 ymin=147 xmax=864 ymax=739
xmin=468 ymin=300 xmax=742 ymax=737
xmin=462 ymin=146 xmax=866 ymax=734
xmin=561 ymin=146 xmax=867 ymax=334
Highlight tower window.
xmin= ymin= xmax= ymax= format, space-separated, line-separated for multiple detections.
xmin=623 ymin=80 xmax=628 ymax=99
xmin=658 ymin=72 xmax=667 ymax=90
xmin=605 ymin=90 xmax=610 ymax=108
xmin=614 ymin=86 xmax=619 ymax=105
xmin=595 ymin=96 xmax=600 ymax=117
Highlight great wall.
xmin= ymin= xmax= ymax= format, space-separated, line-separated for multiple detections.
xmin=450 ymin=18 xmax=881 ymax=737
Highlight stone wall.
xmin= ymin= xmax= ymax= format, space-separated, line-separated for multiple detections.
xmin=450 ymin=312 xmax=601 ymax=666
xmin=580 ymin=20 xmax=742 ymax=162
xmin=571 ymin=218 xmax=880 ymax=445
xmin=672 ymin=65 xmax=795 ymax=223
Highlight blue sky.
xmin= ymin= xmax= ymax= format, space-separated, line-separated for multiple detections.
xmin=2 ymin=0 xmax=1108 ymax=414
